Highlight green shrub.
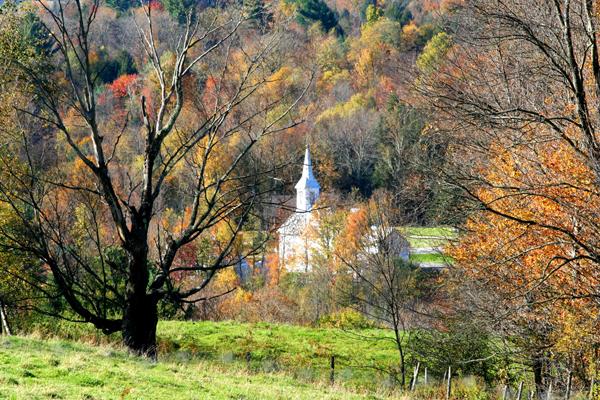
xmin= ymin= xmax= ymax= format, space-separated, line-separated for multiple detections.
xmin=317 ymin=308 xmax=376 ymax=329
xmin=452 ymin=376 xmax=491 ymax=400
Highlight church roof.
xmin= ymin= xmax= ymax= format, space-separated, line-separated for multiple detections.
xmin=295 ymin=147 xmax=320 ymax=190
xmin=278 ymin=212 xmax=310 ymax=235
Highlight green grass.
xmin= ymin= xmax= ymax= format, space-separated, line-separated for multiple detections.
xmin=157 ymin=320 xmax=397 ymax=365
xmin=409 ymin=253 xmax=453 ymax=265
xmin=406 ymin=236 xmax=450 ymax=248
xmin=398 ymin=226 xmax=456 ymax=238
xmin=33 ymin=320 xmax=409 ymax=392
xmin=0 ymin=335 xmax=397 ymax=400
xmin=397 ymin=226 xmax=456 ymax=249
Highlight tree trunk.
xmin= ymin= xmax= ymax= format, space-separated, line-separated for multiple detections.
xmin=0 ymin=300 xmax=11 ymax=336
xmin=122 ymin=238 xmax=158 ymax=359
xmin=533 ymin=354 xmax=545 ymax=400
xmin=122 ymin=294 xmax=158 ymax=359
xmin=393 ymin=326 xmax=406 ymax=387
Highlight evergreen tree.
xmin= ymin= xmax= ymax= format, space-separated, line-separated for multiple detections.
xmin=163 ymin=0 xmax=197 ymax=23
xmin=114 ymin=50 xmax=138 ymax=77
xmin=384 ymin=0 xmax=412 ymax=26
xmin=20 ymin=12 xmax=54 ymax=57
xmin=294 ymin=0 xmax=342 ymax=35
xmin=105 ymin=0 xmax=133 ymax=12
xmin=244 ymin=0 xmax=273 ymax=32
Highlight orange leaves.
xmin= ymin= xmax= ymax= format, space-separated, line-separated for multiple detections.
xmin=337 ymin=206 xmax=369 ymax=259
xmin=451 ymin=123 xmax=600 ymax=351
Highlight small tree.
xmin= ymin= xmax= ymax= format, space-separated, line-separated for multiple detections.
xmin=337 ymin=193 xmax=434 ymax=387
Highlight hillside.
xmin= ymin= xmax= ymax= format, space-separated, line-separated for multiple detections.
xmin=38 ymin=320 xmax=406 ymax=391
xmin=0 ymin=335 xmax=399 ymax=400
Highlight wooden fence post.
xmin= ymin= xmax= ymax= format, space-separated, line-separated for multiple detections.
xmin=446 ymin=366 xmax=452 ymax=400
xmin=330 ymin=355 xmax=335 ymax=385
xmin=517 ymin=381 xmax=523 ymax=400
xmin=411 ymin=362 xmax=420 ymax=391
xmin=565 ymin=371 xmax=572 ymax=400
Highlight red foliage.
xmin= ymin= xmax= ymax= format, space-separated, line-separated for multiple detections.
xmin=203 ymin=76 xmax=220 ymax=105
xmin=149 ymin=0 xmax=164 ymax=11
xmin=109 ymin=74 xmax=138 ymax=98
xmin=171 ymin=242 xmax=198 ymax=283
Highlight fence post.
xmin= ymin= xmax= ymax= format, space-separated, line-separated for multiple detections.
xmin=424 ymin=367 xmax=428 ymax=385
xmin=517 ymin=381 xmax=523 ymax=400
xmin=446 ymin=366 xmax=452 ymax=400
xmin=330 ymin=355 xmax=335 ymax=385
xmin=589 ymin=377 xmax=595 ymax=399
xmin=411 ymin=362 xmax=420 ymax=391
xmin=502 ymin=384 xmax=509 ymax=400
xmin=565 ymin=371 xmax=572 ymax=400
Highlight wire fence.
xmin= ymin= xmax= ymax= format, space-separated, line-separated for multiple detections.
xmin=184 ymin=350 xmax=597 ymax=400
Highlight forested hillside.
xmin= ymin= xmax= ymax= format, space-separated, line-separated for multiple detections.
xmin=2 ymin=0 xmax=600 ymax=398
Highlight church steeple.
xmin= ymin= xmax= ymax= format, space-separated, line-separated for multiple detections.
xmin=294 ymin=146 xmax=320 ymax=212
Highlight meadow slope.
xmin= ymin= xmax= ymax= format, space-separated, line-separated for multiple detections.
xmin=0 ymin=335 xmax=398 ymax=400
xmin=35 ymin=320 xmax=404 ymax=391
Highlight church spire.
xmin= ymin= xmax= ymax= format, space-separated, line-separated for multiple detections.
xmin=295 ymin=146 xmax=320 ymax=212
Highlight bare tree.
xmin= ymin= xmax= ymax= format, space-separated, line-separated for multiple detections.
xmin=337 ymin=194 xmax=434 ymax=387
xmin=0 ymin=0 xmax=310 ymax=357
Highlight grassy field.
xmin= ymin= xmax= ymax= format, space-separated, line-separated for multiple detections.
xmin=399 ymin=226 xmax=455 ymax=237
xmin=398 ymin=227 xmax=456 ymax=249
xmin=0 ymin=335 xmax=399 ymax=400
xmin=35 ymin=320 xmax=408 ymax=391
xmin=397 ymin=226 xmax=456 ymax=266
xmin=409 ymin=253 xmax=452 ymax=264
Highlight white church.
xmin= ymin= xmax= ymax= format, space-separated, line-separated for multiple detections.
xmin=277 ymin=147 xmax=411 ymax=273
xmin=277 ymin=147 xmax=321 ymax=272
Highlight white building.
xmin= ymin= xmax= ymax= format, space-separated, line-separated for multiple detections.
xmin=277 ymin=147 xmax=320 ymax=272
xmin=277 ymin=147 xmax=412 ymax=273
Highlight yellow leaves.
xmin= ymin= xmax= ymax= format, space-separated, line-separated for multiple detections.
xmin=277 ymin=0 xmax=297 ymax=18
xmin=416 ymin=32 xmax=453 ymax=73
xmin=263 ymin=66 xmax=295 ymax=98
xmin=401 ymin=22 xmax=418 ymax=44
xmin=316 ymin=93 xmax=369 ymax=122
xmin=315 ymin=35 xmax=350 ymax=90
xmin=214 ymin=268 xmax=240 ymax=289
xmin=357 ymin=17 xmax=400 ymax=45
xmin=318 ymin=69 xmax=351 ymax=89
xmin=354 ymin=48 xmax=375 ymax=85
xmin=553 ymin=304 xmax=598 ymax=366
xmin=348 ymin=18 xmax=401 ymax=86
xmin=365 ymin=4 xmax=383 ymax=26
xmin=316 ymin=35 xmax=345 ymax=72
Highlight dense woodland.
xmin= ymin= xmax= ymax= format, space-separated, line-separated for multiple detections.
xmin=1 ymin=0 xmax=600 ymax=398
